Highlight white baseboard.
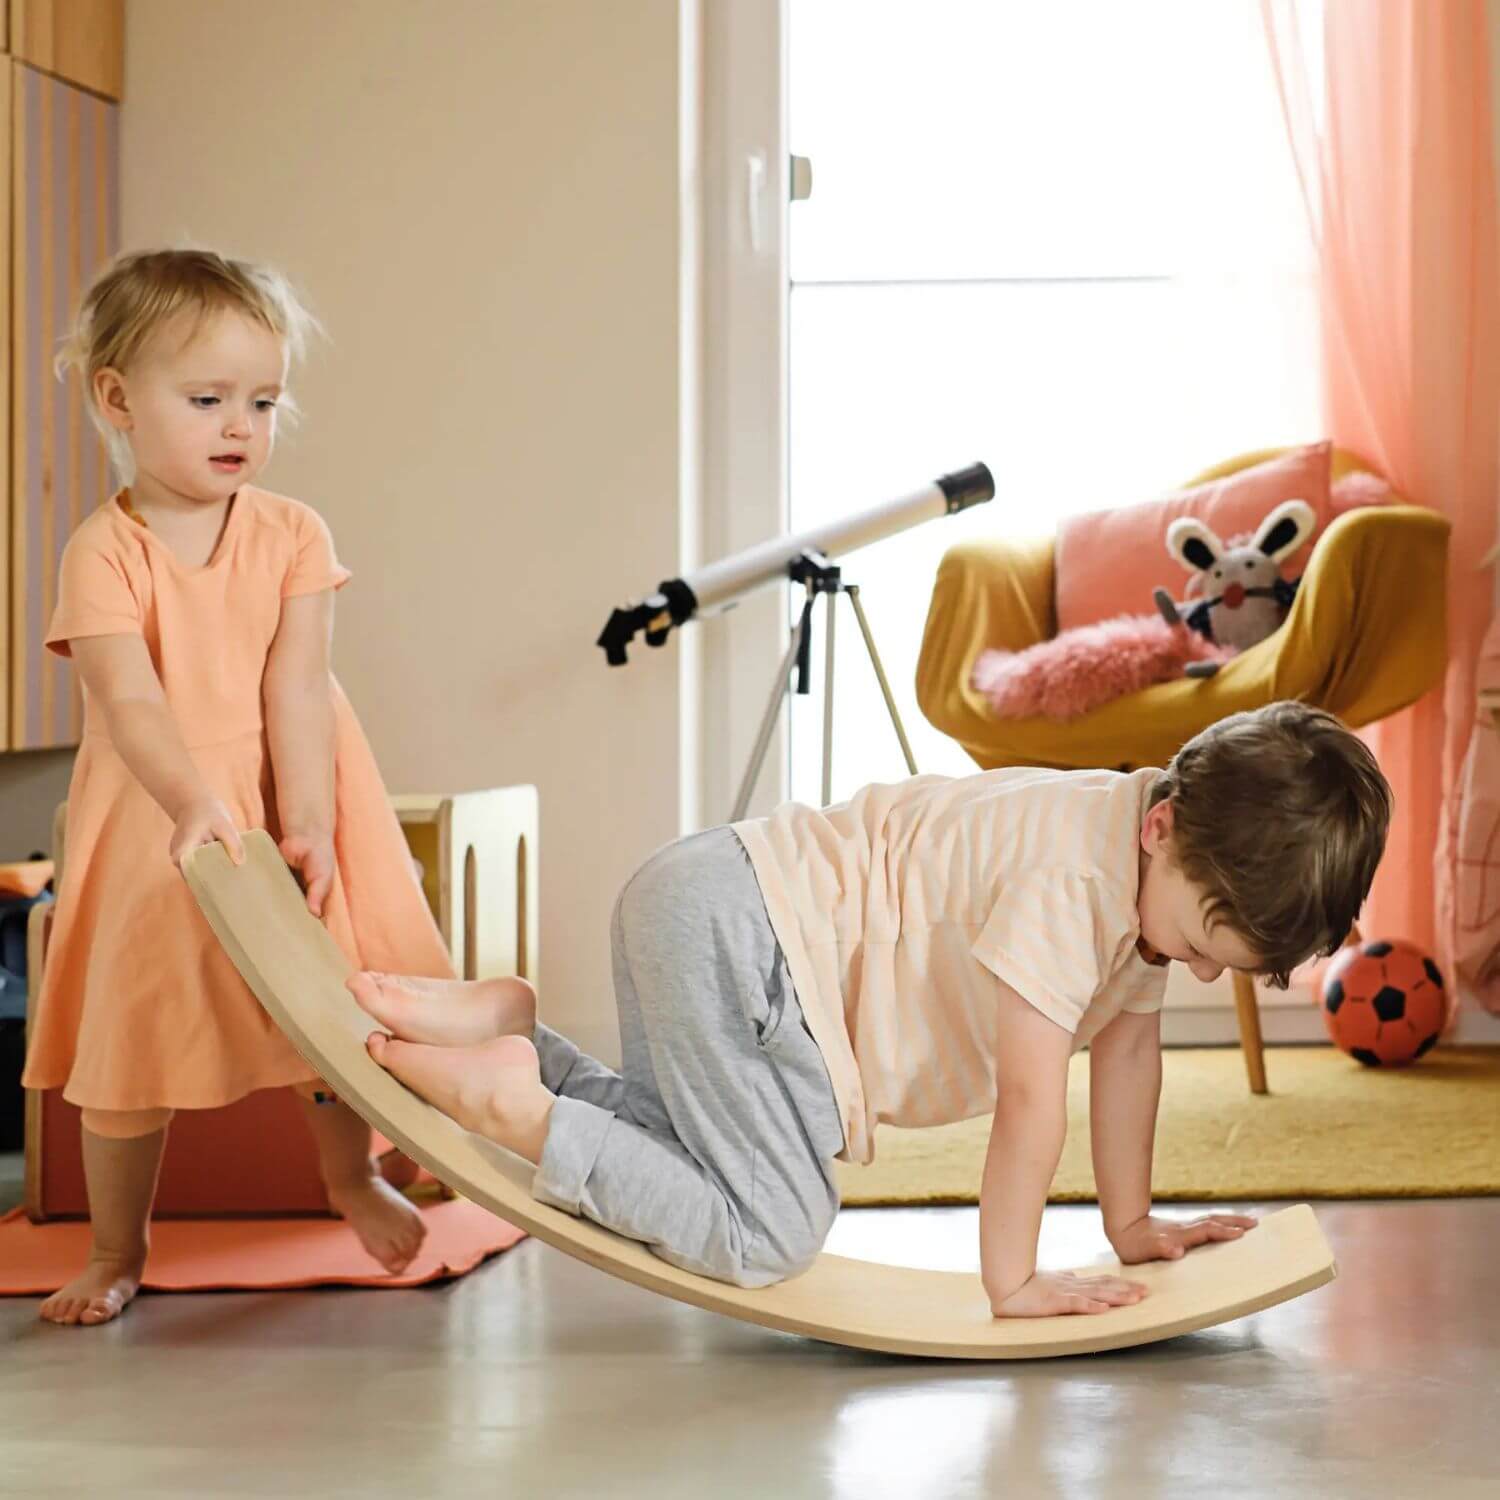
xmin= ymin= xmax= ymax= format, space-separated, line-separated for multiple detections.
xmin=1160 ymin=985 xmax=1500 ymax=1047
xmin=571 ymin=985 xmax=1500 ymax=1063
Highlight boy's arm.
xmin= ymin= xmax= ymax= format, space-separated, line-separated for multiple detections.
xmin=263 ymin=589 xmax=337 ymax=914
xmin=980 ymin=981 xmax=1147 ymax=1317
xmin=1090 ymin=1006 xmax=1258 ymax=1262
xmin=70 ymin=634 xmax=243 ymax=863
xmin=1088 ymin=1007 xmax=1162 ymax=1241
xmin=979 ymin=982 xmax=1070 ymax=1305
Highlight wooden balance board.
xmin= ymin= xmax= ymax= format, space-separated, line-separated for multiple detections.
xmin=184 ymin=832 xmax=1336 ymax=1360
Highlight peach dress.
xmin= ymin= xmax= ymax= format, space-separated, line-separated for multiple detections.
xmin=22 ymin=486 xmax=454 ymax=1111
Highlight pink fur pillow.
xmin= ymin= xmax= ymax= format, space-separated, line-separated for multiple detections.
xmin=972 ymin=615 xmax=1234 ymax=721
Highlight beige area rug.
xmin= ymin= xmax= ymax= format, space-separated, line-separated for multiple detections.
xmin=835 ymin=1045 xmax=1500 ymax=1206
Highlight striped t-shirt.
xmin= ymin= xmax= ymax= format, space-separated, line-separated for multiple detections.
xmin=733 ymin=766 xmax=1168 ymax=1164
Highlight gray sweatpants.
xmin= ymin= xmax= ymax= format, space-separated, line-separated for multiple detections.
xmin=529 ymin=827 xmax=845 ymax=1288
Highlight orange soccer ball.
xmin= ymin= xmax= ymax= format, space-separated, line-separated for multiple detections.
xmin=1320 ymin=939 xmax=1448 ymax=1067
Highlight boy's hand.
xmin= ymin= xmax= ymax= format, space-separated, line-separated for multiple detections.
xmin=279 ymin=830 xmax=336 ymax=917
xmin=1109 ymin=1212 xmax=1256 ymax=1265
xmin=991 ymin=1269 xmax=1147 ymax=1319
xmin=170 ymin=797 xmax=244 ymax=870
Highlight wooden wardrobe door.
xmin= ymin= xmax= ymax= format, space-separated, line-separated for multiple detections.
xmin=8 ymin=0 xmax=124 ymax=104
xmin=8 ymin=61 xmax=118 ymax=750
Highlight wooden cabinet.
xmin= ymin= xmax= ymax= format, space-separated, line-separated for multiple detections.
xmin=2 ymin=8 xmax=122 ymax=750
xmin=9 ymin=1 xmax=124 ymax=103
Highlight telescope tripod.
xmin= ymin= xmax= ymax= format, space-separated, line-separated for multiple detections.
xmin=732 ymin=551 xmax=918 ymax=821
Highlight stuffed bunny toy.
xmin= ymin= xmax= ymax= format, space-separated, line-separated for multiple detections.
xmin=1152 ymin=499 xmax=1317 ymax=677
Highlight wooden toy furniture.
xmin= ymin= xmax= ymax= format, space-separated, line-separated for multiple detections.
xmin=916 ymin=447 xmax=1450 ymax=1094
xmin=183 ymin=832 xmax=1337 ymax=1360
xmin=23 ymin=787 xmax=537 ymax=1221
xmin=392 ymin=788 xmax=538 ymax=982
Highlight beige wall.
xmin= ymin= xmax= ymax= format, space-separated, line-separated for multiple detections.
xmin=107 ymin=0 xmax=688 ymax=1055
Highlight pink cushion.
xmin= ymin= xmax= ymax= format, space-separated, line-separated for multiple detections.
xmin=1054 ymin=442 xmax=1334 ymax=633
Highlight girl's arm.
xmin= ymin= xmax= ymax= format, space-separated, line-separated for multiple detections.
xmin=70 ymin=634 xmax=244 ymax=866
xmin=263 ymin=589 xmax=337 ymax=914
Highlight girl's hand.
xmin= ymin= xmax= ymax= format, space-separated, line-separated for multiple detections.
xmin=1109 ymin=1213 xmax=1256 ymax=1265
xmin=280 ymin=830 xmax=336 ymax=917
xmin=990 ymin=1269 xmax=1147 ymax=1319
xmin=169 ymin=797 xmax=245 ymax=870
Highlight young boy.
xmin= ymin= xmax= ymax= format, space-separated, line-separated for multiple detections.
xmin=349 ymin=701 xmax=1390 ymax=1319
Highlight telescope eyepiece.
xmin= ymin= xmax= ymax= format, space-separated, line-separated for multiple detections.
xmin=596 ymin=578 xmax=700 ymax=664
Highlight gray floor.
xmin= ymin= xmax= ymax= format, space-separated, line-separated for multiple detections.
xmin=1 ymin=1151 xmax=1496 ymax=1499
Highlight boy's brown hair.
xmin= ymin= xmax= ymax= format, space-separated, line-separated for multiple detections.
xmin=1149 ymin=702 xmax=1391 ymax=987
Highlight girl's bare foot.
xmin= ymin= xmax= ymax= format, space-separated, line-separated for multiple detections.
xmin=43 ymin=1127 xmax=165 ymax=1329
xmin=325 ymin=1175 xmax=428 ymax=1275
xmin=347 ymin=971 xmax=536 ymax=1048
xmin=365 ymin=1032 xmax=553 ymax=1164
xmin=40 ymin=1253 xmax=146 ymax=1327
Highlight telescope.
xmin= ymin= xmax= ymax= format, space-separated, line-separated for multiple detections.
xmin=596 ymin=463 xmax=994 ymax=666
xmin=596 ymin=461 xmax=994 ymax=819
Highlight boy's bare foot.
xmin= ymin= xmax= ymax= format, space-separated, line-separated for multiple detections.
xmin=325 ymin=1175 xmax=428 ymax=1275
xmin=365 ymin=1032 xmax=553 ymax=1164
xmin=347 ymin=971 xmax=537 ymax=1048
xmin=39 ymin=1253 xmax=146 ymax=1327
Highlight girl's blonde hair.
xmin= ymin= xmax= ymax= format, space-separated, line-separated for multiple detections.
xmin=56 ymin=247 xmax=320 ymax=480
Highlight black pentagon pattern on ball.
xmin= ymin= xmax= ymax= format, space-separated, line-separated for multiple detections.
xmin=1351 ymin=1047 xmax=1381 ymax=1067
xmin=1324 ymin=977 xmax=1345 ymax=1013
xmin=1372 ymin=985 xmax=1407 ymax=1023
xmin=1424 ymin=958 xmax=1444 ymax=989
xmin=1413 ymin=1032 xmax=1440 ymax=1060
xmin=1365 ymin=941 xmax=1394 ymax=958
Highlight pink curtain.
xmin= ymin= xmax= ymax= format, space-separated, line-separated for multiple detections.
xmin=1263 ymin=0 xmax=1500 ymax=995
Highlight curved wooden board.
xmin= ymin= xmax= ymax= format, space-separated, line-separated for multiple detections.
xmin=184 ymin=832 xmax=1336 ymax=1360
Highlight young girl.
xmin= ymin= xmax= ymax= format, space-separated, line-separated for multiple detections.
xmin=24 ymin=248 xmax=456 ymax=1326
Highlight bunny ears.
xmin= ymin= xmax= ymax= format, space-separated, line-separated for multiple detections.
xmin=1166 ymin=498 xmax=1317 ymax=574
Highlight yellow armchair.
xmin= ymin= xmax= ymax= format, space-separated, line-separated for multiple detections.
xmin=915 ymin=447 xmax=1450 ymax=1092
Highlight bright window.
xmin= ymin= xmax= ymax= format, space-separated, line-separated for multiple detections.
xmin=786 ymin=0 xmax=1320 ymax=803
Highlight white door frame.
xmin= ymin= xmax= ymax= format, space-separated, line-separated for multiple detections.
xmin=682 ymin=0 xmax=791 ymax=832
